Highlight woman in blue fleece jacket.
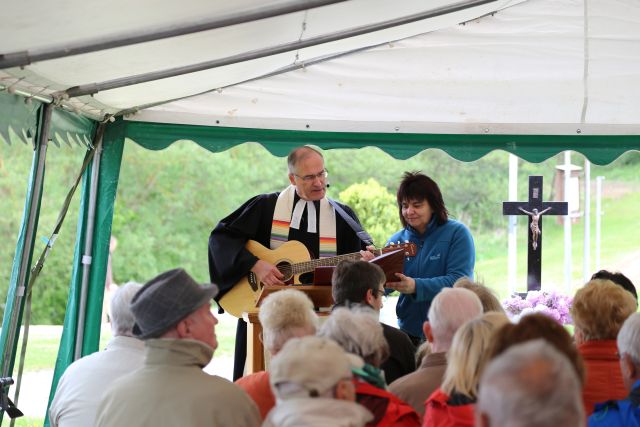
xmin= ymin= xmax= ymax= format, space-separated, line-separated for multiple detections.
xmin=386 ymin=172 xmax=475 ymax=344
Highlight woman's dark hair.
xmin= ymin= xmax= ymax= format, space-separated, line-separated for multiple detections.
xmin=396 ymin=171 xmax=448 ymax=227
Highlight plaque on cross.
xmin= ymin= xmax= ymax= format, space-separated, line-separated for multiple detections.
xmin=503 ymin=176 xmax=568 ymax=292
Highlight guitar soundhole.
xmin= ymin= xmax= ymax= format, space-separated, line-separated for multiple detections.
xmin=276 ymin=261 xmax=293 ymax=282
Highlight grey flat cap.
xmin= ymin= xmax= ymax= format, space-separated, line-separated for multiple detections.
xmin=131 ymin=268 xmax=218 ymax=339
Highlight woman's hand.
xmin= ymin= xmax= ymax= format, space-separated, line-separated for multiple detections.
xmin=385 ymin=273 xmax=416 ymax=294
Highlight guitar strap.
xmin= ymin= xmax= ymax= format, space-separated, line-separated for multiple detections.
xmin=328 ymin=199 xmax=374 ymax=247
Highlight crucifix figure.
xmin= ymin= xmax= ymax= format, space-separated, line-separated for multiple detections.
xmin=503 ymin=176 xmax=568 ymax=291
xmin=518 ymin=207 xmax=551 ymax=250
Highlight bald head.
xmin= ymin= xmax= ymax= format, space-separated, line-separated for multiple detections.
xmin=427 ymin=287 xmax=483 ymax=351
xmin=287 ymin=146 xmax=323 ymax=174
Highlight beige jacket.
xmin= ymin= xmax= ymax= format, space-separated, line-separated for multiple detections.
xmin=96 ymin=338 xmax=260 ymax=427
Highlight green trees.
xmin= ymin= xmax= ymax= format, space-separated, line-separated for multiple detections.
xmin=339 ymin=178 xmax=398 ymax=247
xmin=2 ymin=138 xmax=639 ymax=324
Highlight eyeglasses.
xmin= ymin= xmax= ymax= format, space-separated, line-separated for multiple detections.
xmin=293 ymin=169 xmax=328 ymax=182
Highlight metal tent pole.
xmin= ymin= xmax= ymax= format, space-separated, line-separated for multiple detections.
xmin=583 ymin=159 xmax=591 ymax=282
xmin=595 ymin=176 xmax=604 ymax=271
xmin=563 ymin=151 xmax=572 ymax=292
xmin=64 ymin=0 xmax=498 ymax=97
xmin=507 ymin=153 xmax=518 ymax=294
xmin=73 ymin=126 xmax=105 ymax=360
xmin=0 ymin=0 xmax=347 ymax=69
xmin=0 ymin=103 xmax=52 ymax=408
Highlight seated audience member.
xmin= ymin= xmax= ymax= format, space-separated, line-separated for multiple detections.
xmin=591 ymin=269 xmax=638 ymax=305
xmin=589 ymin=312 xmax=640 ymax=426
xmin=265 ymin=335 xmax=373 ymax=427
xmin=332 ymin=259 xmax=416 ymax=383
xmin=95 ymin=268 xmax=260 ymax=427
xmin=477 ymin=340 xmax=585 ymax=427
xmin=389 ymin=288 xmax=483 ymax=418
xmin=571 ymin=279 xmax=637 ymax=415
xmin=49 ymin=282 xmax=144 ymax=427
xmin=319 ymin=307 xmax=421 ymax=427
xmin=453 ymin=277 xmax=506 ymax=314
xmin=235 ymin=289 xmax=318 ymax=420
xmin=487 ymin=312 xmax=585 ymax=384
xmin=423 ymin=312 xmax=509 ymax=427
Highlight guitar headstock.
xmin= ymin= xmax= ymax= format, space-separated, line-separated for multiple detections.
xmin=382 ymin=241 xmax=417 ymax=257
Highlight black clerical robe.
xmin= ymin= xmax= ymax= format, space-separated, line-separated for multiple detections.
xmin=208 ymin=191 xmax=366 ymax=309
xmin=209 ymin=191 xmax=367 ymax=380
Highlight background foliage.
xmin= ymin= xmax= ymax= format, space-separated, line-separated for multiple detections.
xmin=1 ymin=136 xmax=639 ymax=324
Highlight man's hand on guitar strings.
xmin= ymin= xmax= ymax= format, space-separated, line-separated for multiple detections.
xmin=250 ymin=259 xmax=285 ymax=286
xmin=360 ymin=245 xmax=376 ymax=261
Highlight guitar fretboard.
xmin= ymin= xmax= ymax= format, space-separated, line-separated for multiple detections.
xmin=289 ymin=249 xmax=383 ymax=275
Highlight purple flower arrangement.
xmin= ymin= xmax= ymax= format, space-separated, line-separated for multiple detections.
xmin=502 ymin=290 xmax=573 ymax=325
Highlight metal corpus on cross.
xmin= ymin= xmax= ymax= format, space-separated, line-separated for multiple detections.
xmin=503 ymin=176 xmax=568 ymax=292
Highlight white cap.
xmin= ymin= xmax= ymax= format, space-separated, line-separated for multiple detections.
xmin=270 ymin=336 xmax=357 ymax=399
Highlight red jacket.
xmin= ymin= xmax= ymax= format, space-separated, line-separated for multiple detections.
xmin=422 ymin=388 xmax=475 ymax=427
xmin=235 ymin=371 xmax=275 ymax=420
xmin=579 ymin=340 xmax=627 ymax=416
xmin=356 ymin=381 xmax=420 ymax=427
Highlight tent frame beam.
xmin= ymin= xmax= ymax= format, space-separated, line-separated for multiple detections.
xmin=63 ymin=0 xmax=498 ymax=98
xmin=0 ymin=0 xmax=348 ymax=70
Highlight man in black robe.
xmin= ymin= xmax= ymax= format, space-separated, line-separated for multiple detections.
xmin=208 ymin=146 xmax=370 ymax=379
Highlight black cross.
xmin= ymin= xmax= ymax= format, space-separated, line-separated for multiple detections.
xmin=502 ymin=176 xmax=568 ymax=292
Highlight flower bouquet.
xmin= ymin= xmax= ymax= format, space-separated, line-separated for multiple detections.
xmin=502 ymin=290 xmax=573 ymax=325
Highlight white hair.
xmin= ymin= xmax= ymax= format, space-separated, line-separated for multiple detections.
xmin=618 ymin=312 xmax=640 ymax=366
xmin=428 ymin=287 xmax=483 ymax=350
xmin=477 ymin=339 xmax=585 ymax=427
xmin=318 ymin=306 xmax=389 ymax=367
xmin=110 ymin=282 xmax=143 ymax=336
xmin=258 ymin=289 xmax=319 ymax=354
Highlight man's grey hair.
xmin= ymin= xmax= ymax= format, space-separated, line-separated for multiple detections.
xmin=428 ymin=288 xmax=483 ymax=350
xmin=618 ymin=312 xmax=640 ymax=366
xmin=110 ymin=282 xmax=143 ymax=336
xmin=318 ymin=306 xmax=389 ymax=367
xmin=477 ymin=339 xmax=585 ymax=427
xmin=287 ymin=146 xmax=323 ymax=174
xmin=259 ymin=289 xmax=319 ymax=354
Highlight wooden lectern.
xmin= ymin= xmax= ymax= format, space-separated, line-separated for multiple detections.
xmin=241 ymin=248 xmax=409 ymax=373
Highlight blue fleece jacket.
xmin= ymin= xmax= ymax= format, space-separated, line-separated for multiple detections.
xmin=387 ymin=217 xmax=475 ymax=338
xmin=589 ymin=380 xmax=640 ymax=427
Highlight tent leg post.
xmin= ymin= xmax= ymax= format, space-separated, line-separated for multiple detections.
xmin=74 ymin=125 xmax=105 ymax=360
xmin=0 ymin=103 xmax=53 ymax=422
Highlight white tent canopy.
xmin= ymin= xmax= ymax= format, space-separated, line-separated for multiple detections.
xmin=1 ymin=1 xmax=640 ymax=422
xmin=2 ymin=0 xmax=639 ymax=136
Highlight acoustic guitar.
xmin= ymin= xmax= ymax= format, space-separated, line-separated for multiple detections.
xmin=219 ymin=239 xmax=417 ymax=317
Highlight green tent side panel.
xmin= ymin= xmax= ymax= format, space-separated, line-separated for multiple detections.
xmin=46 ymin=119 xmax=125 ymax=425
xmin=0 ymin=91 xmax=94 ymax=146
xmin=50 ymin=107 xmax=96 ymax=148
xmin=0 ymin=91 xmax=40 ymax=145
xmin=124 ymin=120 xmax=640 ymax=165
xmin=0 ymin=106 xmax=47 ymax=379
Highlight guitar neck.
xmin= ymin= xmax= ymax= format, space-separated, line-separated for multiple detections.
xmin=291 ymin=249 xmax=383 ymax=275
